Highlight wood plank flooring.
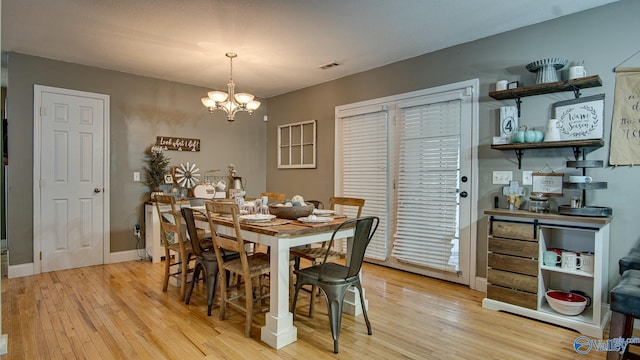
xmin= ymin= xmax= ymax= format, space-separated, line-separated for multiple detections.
xmin=0 ymin=260 xmax=624 ymax=359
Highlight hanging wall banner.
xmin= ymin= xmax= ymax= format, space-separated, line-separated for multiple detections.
xmin=610 ymin=70 xmax=640 ymax=165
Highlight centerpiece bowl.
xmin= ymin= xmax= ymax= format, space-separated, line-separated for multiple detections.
xmin=268 ymin=204 xmax=314 ymax=220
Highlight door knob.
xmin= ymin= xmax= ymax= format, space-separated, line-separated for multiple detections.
xmin=460 ymin=191 xmax=468 ymax=198
xmin=94 ymin=188 xmax=102 ymax=193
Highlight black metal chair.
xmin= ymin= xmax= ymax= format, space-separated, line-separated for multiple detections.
xmin=290 ymin=216 xmax=379 ymax=353
xmin=181 ymin=207 xmax=238 ymax=315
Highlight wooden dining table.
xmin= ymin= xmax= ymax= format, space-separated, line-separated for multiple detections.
xmin=205 ymin=214 xmax=364 ymax=349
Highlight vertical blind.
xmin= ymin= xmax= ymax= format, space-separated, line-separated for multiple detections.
xmin=391 ymin=100 xmax=461 ymax=272
xmin=339 ymin=110 xmax=388 ymax=260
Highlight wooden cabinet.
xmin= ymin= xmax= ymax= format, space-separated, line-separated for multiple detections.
xmin=486 ymin=221 xmax=539 ymax=310
xmin=483 ymin=209 xmax=611 ymax=338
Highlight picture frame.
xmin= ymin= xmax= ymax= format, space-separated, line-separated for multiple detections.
xmin=532 ymin=172 xmax=563 ymax=196
xmin=163 ymin=174 xmax=173 ymax=184
xmin=552 ymin=94 xmax=605 ymax=141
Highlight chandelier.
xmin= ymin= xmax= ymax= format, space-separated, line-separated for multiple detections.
xmin=201 ymin=53 xmax=261 ymax=122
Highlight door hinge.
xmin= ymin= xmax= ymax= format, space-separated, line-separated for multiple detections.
xmin=40 ymin=107 xmax=44 ymax=116
xmin=39 ymin=251 xmax=42 ymax=260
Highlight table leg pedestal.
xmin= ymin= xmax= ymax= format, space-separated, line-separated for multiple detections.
xmin=261 ymin=312 xmax=297 ymax=349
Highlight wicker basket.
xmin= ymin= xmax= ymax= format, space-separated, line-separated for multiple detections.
xmin=268 ymin=204 xmax=314 ymax=220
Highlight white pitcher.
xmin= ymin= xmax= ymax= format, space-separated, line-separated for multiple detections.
xmin=544 ymin=119 xmax=561 ymax=142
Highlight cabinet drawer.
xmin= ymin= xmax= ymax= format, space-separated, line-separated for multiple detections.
xmin=491 ymin=221 xmax=536 ymax=241
xmin=487 ymin=269 xmax=537 ymax=293
xmin=487 ymin=284 xmax=537 ymax=310
xmin=488 ymin=253 xmax=538 ymax=276
xmin=488 ymin=237 xmax=538 ymax=258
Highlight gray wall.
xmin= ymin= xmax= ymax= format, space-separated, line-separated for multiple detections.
xmin=266 ymin=0 xmax=639 ymax=286
xmin=6 ymin=54 xmax=267 ymax=264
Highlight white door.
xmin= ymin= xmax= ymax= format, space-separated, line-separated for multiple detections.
xmin=34 ymin=85 xmax=110 ymax=273
xmin=336 ymin=80 xmax=478 ymax=287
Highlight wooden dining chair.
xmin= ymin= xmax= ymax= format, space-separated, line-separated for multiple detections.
xmin=260 ymin=192 xmax=286 ymax=203
xmin=291 ymin=216 xmax=379 ymax=353
xmin=154 ymin=194 xmax=195 ymax=301
xmin=205 ymin=201 xmax=271 ymax=337
xmin=290 ymin=196 xmax=365 ymax=317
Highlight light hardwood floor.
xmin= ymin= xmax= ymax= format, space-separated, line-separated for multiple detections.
xmin=0 ymin=260 xmax=623 ymax=359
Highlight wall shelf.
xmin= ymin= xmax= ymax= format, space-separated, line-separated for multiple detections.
xmin=489 ymin=75 xmax=602 ymax=116
xmin=491 ymin=139 xmax=604 ymax=169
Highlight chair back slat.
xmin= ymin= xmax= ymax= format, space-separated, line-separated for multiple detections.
xmin=329 ymin=197 xmax=365 ymax=217
xmin=205 ymin=201 xmax=248 ymax=257
xmin=154 ymin=194 xmax=187 ymax=251
xmin=260 ymin=192 xmax=286 ymax=203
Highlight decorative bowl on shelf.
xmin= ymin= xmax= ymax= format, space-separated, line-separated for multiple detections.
xmin=526 ymin=58 xmax=568 ymax=84
xmin=268 ymin=204 xmax=314 ymax=219
xmin=545 ymin=290 xmax=588 ymax=316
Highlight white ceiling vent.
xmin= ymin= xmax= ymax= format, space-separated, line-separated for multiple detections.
xmin=319 ymin=61 xmax=343 ymax=70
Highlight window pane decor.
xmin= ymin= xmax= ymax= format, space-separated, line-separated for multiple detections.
xmin=278 ymin=120 xmax=316 ymax=169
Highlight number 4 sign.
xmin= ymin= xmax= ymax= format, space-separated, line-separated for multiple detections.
xmin=500 ymin=106 xmax=518 ymax=138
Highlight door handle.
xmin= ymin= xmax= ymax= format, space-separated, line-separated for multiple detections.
xmin=460 ymin=191 xmax=468 ymax=198
xmin=94 ymin=188 xmax=102 ymax=193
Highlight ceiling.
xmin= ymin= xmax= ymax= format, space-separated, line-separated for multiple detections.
xmin=2 ymin=0 xmax=619 ymax=98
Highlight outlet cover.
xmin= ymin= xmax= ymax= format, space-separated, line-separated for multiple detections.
xmin=522 ymin=171 xmax=533 ymax=185
xmin=492 ymin=171 xmax=513 ymax=185
xmin=133 ymin=171 xmax=141 ymax=182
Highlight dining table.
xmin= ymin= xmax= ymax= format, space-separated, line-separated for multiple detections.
xmin=204 ymin=213 xmax=365 ymax=349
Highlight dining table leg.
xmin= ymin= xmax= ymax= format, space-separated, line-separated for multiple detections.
xmin=260 ymin=238 xmax=297 ymax=349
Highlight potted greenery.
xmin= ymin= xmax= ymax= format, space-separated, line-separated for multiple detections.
xmin=143 ymin=145 xmax=170 ymax=200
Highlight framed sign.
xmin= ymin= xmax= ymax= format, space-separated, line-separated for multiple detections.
xmin=156 ymin=136 xmax=200 ymax=152
xmin=532 ymin=172 xmax=563 ymax=196
xmin=553 ymin=94 xmax=605 ymax=141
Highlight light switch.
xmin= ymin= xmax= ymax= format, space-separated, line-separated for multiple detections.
xmin=492 ymin=171 xmax=513 ymax=185
xmin=522 ymin=171 xmax=533 ymax=185
xmin=133 ymin=171 xmax=141 ymax=182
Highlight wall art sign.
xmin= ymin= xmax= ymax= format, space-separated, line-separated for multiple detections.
xmin=156 ymin=136 xmax=200 ymax=152
xmin=610 ymin=70 xmax=640 ymax=166
xmin=532 ymin=172 xmax=563 ymax=196
xmin=552 ymin=94 xmax=605 ymax=141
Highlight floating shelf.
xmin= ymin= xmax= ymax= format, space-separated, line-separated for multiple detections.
xmin=489 ymin=75 xmax=602 ymax=100
xmin=489 ymin=75 xmax=602 ymax=116
xmin=491 ymin=139 xmax=604 ymax=169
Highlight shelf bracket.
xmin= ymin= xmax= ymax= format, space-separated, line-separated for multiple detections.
xmin=512 ymin=95 xmax=523 ymax=117
xmin=571 ymin=146 xmax=583 ymax=160
xmin=571 ymin=85 xmax=582 ymax=99
xmin=514 ymin=149 xmax=524 ymax=169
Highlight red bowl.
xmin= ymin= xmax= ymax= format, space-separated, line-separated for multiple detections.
xmin=546 ymin=291 xmax=587 ymax=303
xmin=545 ymin=290 xmax=588 ymax=315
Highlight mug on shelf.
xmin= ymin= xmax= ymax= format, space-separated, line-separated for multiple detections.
xmin=569 ymin=175 xmax=592 ymax=183
xmin=543 ymin=250 xmax=561 ymax=266
xmin=580 ymin=252 xmax=595 ymax=274
xmin=569 ymin=65 xmax=587 ymax=79
xmin=561 ymin=251 xmax=582 ymax=271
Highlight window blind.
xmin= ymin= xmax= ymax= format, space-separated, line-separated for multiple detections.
xmin=391 ymin=99 xmax=461 ymax=272
xmin=338 ymin=110 xmax=388 ymax=260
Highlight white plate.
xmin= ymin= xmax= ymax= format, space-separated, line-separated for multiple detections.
xmin=298 ymin=216 xmax=332 ymax=223
xmin=312 ymin=209 xmax=334 ymax=216
xmin=239 ymin=214 xmax=276 ymax=222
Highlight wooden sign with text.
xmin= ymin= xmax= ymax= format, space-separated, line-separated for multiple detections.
xmin=156 ymin=136 xmax=200 ymax=152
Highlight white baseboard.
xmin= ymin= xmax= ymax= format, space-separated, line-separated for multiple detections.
xmin=8 ymin=250 xmax=143 ymax=278
xmin=475 ymin=276 xmax=487 ymax=293
xmin=109 ymin=249 xmax=145 ymax=263
xmin=8 ymin=263 xmax=34 ymax=279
